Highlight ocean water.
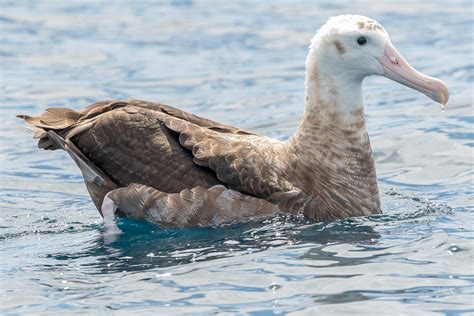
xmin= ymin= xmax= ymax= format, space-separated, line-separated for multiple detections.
xmin=0 ymin=1 xmax=473 ymax=315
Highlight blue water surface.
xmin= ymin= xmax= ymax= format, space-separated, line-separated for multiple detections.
xmin=0 ymin=1 xmax=473 ymax=315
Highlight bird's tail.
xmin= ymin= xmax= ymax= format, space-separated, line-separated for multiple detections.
xmin=16 ymin=101 xmax=127 ymax=150
xmin=17 ymin=106 xmax=120 ymax=213
xmin=16 ymin=107 xmax=84 ymax=150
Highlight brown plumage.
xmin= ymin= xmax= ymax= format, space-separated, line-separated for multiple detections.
xmin=17 ymin=98 xmax=379 ymax=227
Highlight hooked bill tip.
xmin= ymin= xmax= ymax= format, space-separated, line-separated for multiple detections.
xmin=433 ymin=79 xmax=449 ymax=106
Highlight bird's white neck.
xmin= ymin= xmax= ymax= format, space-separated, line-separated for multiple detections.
xmin=304 ymin=43 xmax=366 ymax=120
xmin=283 ymin=54 xmax=381 ymax=219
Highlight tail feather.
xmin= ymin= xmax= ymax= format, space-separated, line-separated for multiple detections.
xmin=17 ymin=108 xmax=82 ymax=150
xmin=16 ymin=108 xmax=81 ymax=129
xmin=17 ymin=101 xmax=126 ymax=150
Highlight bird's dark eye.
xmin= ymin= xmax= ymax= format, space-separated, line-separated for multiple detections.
xmin=357 ymin=36 xmax=367 ymax=45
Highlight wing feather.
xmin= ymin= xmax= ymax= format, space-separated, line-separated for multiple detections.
xmin=19 ymin=99 xmax=294 ymax=198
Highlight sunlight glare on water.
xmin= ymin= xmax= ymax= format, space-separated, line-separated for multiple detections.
xmin=0 ymin=1 xmax=473 ymax=314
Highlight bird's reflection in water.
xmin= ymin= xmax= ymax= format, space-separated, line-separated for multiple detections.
xmin=45 ymin=213 xmax=381 ymax=274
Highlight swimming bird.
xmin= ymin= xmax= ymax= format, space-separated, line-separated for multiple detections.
xmin=18 ymin=15 xmax=448 ymax=228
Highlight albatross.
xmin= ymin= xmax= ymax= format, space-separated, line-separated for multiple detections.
xmin=18 ymin=15 xmax=449 ymax=228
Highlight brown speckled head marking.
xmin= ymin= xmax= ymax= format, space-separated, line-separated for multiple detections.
xmin=333 ymin=40 xmax=346 ymax=55
xmin=366 ymin=20 xmax=382 ymax=31
xmin=357 ymin=20 xmax=382 ymax=31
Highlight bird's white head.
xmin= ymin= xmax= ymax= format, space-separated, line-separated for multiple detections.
xmin=306 ymin=15 xmax=449 ymax=111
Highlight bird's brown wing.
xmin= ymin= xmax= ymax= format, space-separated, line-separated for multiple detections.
xmin=19 ymin=100 xmax=284 ymax=193
xmin=106 ymin=100 xmax=294 ymax=197
xmin=19 ymin=100 xmax=294 ymax=198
